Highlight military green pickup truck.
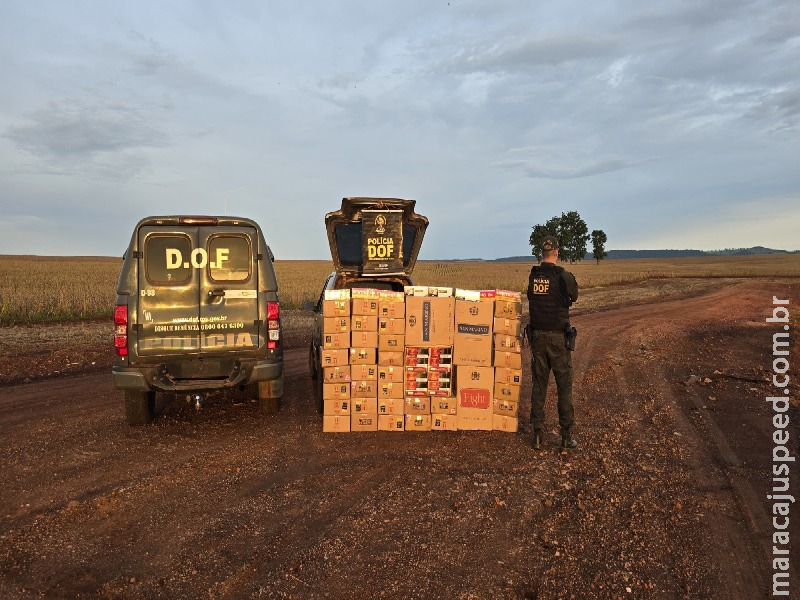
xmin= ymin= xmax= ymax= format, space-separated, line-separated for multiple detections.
xmin=112 ymin=216 xmax=283 ymax=424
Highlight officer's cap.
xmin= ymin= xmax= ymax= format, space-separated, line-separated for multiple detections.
xmin=542 ymin=235 xmax=559 ymax=251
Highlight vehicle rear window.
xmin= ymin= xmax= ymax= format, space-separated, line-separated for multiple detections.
xmin=208 ymin=234 xmax=251 ymax=282
xmin=335 ymin=223 xmax=417 ymax=267
xmin=145 ymin=234 xmax=192 ymax=285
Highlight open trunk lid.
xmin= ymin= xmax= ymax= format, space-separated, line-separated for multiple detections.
xmin=325 ymin=197 xmax=428 ymax=277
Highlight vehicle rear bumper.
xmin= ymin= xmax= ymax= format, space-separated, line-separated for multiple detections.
xmin=112 ymin=360 xmax=282 ymax=393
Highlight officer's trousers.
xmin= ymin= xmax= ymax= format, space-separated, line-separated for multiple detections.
xmin=529 ymin=330 xmax=574 ymax=435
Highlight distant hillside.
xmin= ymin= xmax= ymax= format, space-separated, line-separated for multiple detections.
xmin=492 ymin=247 xmax=798 ymax=261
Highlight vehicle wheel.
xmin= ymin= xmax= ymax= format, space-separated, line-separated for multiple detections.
xmin=258 ymin=375 xmax=283 ymax=414
xmin=313 ymin=371 xmax=323 ymax=414
xmin=309 ymin=344 xmax=318 ymax=380
xmin=125 ymin=390 xmax=155 ymax=425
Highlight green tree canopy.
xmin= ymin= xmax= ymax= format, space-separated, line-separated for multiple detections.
xmin=530 ymin=211 xmax=590 ymax=263
xmin=591 ymin=229 xmax=608 ymax=264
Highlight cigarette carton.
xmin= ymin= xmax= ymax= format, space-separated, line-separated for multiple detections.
xmin=431 ymin=414 xmax=458 ymax=431
xmin=351 ymin=413 xmax=378 ymax=432
xmin=349 ymin=347 xmax=377 ymax=365
xmin=378 ymin=414 xmax=405 ymax=431
xmin=323 ymin=398 xmax=350 ymax=416
xmin=492 ymin=414 xmax=518 ymax=432
xmin=323 ymin=365 xmax=351 ymax=383
xmin=323 ymin=415 xmax=350 ymax=432
xmin=320 ymin=348 xmax=349 ymax=368
xmin=322 ymin=299 xmax=351 ymax=317
xmin=351 ymin=315 xmax=378 ymax=332
xmin=405 ymin=414 xmax=432 ymax=431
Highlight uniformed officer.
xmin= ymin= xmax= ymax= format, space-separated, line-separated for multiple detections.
xmin=527 ymin=235 xmax=579 ymax=449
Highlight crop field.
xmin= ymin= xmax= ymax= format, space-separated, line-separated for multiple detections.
xmin=1 ymin=253 xmax=799 ymax=325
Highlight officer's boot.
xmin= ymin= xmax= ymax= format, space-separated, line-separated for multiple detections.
xmin=560 ymin=434 xmax=578 ymax=449
xmin=532 ymin=430 xmax=543 ymax=450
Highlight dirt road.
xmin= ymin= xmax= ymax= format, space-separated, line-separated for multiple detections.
xmin=0 ymin=279 xmax=797 ymax=599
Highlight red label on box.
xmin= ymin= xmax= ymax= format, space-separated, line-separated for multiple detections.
xmin=459 ymin=388 xmax=490 ymax=409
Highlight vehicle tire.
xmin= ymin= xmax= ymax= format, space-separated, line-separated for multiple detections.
xmin=258 ymin=375 xmax=283 ymax=414
xmin=125 ymin=390 xmax=155 ymax=425
xmin=309 ymin=344 xmax=318 ymax=380
xmin=313 ymin=371 xmax=323 ymax=414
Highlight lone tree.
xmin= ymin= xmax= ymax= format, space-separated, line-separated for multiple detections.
xmin=591 ymin=229 xmax=608 ymax=264
xmin=530 ymin=211 xmax=590 ymax=263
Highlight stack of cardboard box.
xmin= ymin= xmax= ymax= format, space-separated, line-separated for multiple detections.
xmin=321 ymin=289 xmax=353 ymax=432
xmin=376 ymin=291 xmax=406 ymax=431
xmin=404 ymin=287 xmax=455 ymax=432
xmin=452 ymin=289 xmax=495 ymax=430
xmin=322 ymin=286 xmax=523 ymax=433
xmin=492 ymin=290 xmax=523 ymax=432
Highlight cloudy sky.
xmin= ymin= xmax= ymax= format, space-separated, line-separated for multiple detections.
xmin=1 ymin=0 xmax=798 ymax=259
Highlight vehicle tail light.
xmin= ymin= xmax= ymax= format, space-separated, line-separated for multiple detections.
xmin=114 ymin=304 xmax=128 ymax=357
xmin=267 ymin=301 xmax=280 ymax=349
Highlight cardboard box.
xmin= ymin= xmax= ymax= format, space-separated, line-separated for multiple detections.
xmin=322 ymin=299 xmax=350 ymax=317
xmin=379 ymin=300 xmax=405 ymax=319
xmin=352 ymin=295 xmax=380 ymax=316
xmin=325 ymin=289 xmax=351 ymax=301
xmin=323 ymin=365 xmax=351 ymax=383
xmin=492 ymin=414 xmax=519 ymax=432
xmin=456 ymin=366 xmax=493 ymax=430
xmin=351 ymin=413 xmax=378 ymax=432
xmin=351 ymin=364 xmax=377 ymax=381
xmin=378 ymin=381 xmax=404 ymax=399
xmin=493 ymin=398 xmax=519 ymax=417
xmin=494 ymin=334 xmax=521 ymax=354
xmin=351 ymin=381 xmax=378 ymax=398
xmin=494 ymin=351 xmax=522 ymax=370
xmin=453 ymin=298 xmax=494 ymax=366
xmin=404 ymin=286 xmax=453 ymax=297
xmin=430 ymin=396 xmax=458 ymax=415
xmin=405 ymin=414 xmax=432 ymax=431
xmin=495 ymin=367 xmax=523 ymax=386
xmin=431 ymin=414 xmax=458 ymax=431
xmin=350 ymin=347 xmax=377 ymax=365
xmin=323 ymin=382 xmax=350 ymax=400
xmin=377 ymin=365 xmax=404 ymax=383
xmin=323 ymin=332 xmax=349 ymax=349
xmin=494 ymin=290 xmax=522 ymax=319
xmin=323 ymin=415 xmax=350 ymax=432
xmin=323 ymin=398 xmax=351 ymax=416
xmin=378 ymin=317 xmax=404 ymax=335
xmin=405 ymin=296 xmax=455 ymax=347
xmin=378 ymin=414 xmax=405 ymax=431
xmin=323 ymin=316 xmax=350 ymax=334
xmin=378 ymin=334 xmax=405 ymax=353
xmin=404 ymin=396 xmax=430 ymax=414
xmin=494 ymin=382 xmax=521 ymax=403
xmin=320 ymin=348 xmax=349 ymax=368
xmin=352 ymin=398 xmax=378 ymax=414
xmin=377 ymin=351 xmax=404 ymax=367
xmin=351 ymin=331 xmax=379 ymax=348
xmin=378 ymin=397 xmax=405 ymax=416
xmin=351 ymin=315 xmax=378 ymax=332
xmin=455 ymin=289 xmax=496 ymax=302
xmin=493 ymin=317 xmax=521 ymax=337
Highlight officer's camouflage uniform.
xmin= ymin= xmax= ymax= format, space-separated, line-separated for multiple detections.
xmin=527 ymin=257 xmax=579 ymax=441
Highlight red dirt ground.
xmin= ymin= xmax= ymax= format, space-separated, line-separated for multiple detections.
xmin=0 ymin=279 xmax=797 ymax=599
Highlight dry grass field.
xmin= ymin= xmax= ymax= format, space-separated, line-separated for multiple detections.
xmin=1 ymin=253 xmax=799 ymax=325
